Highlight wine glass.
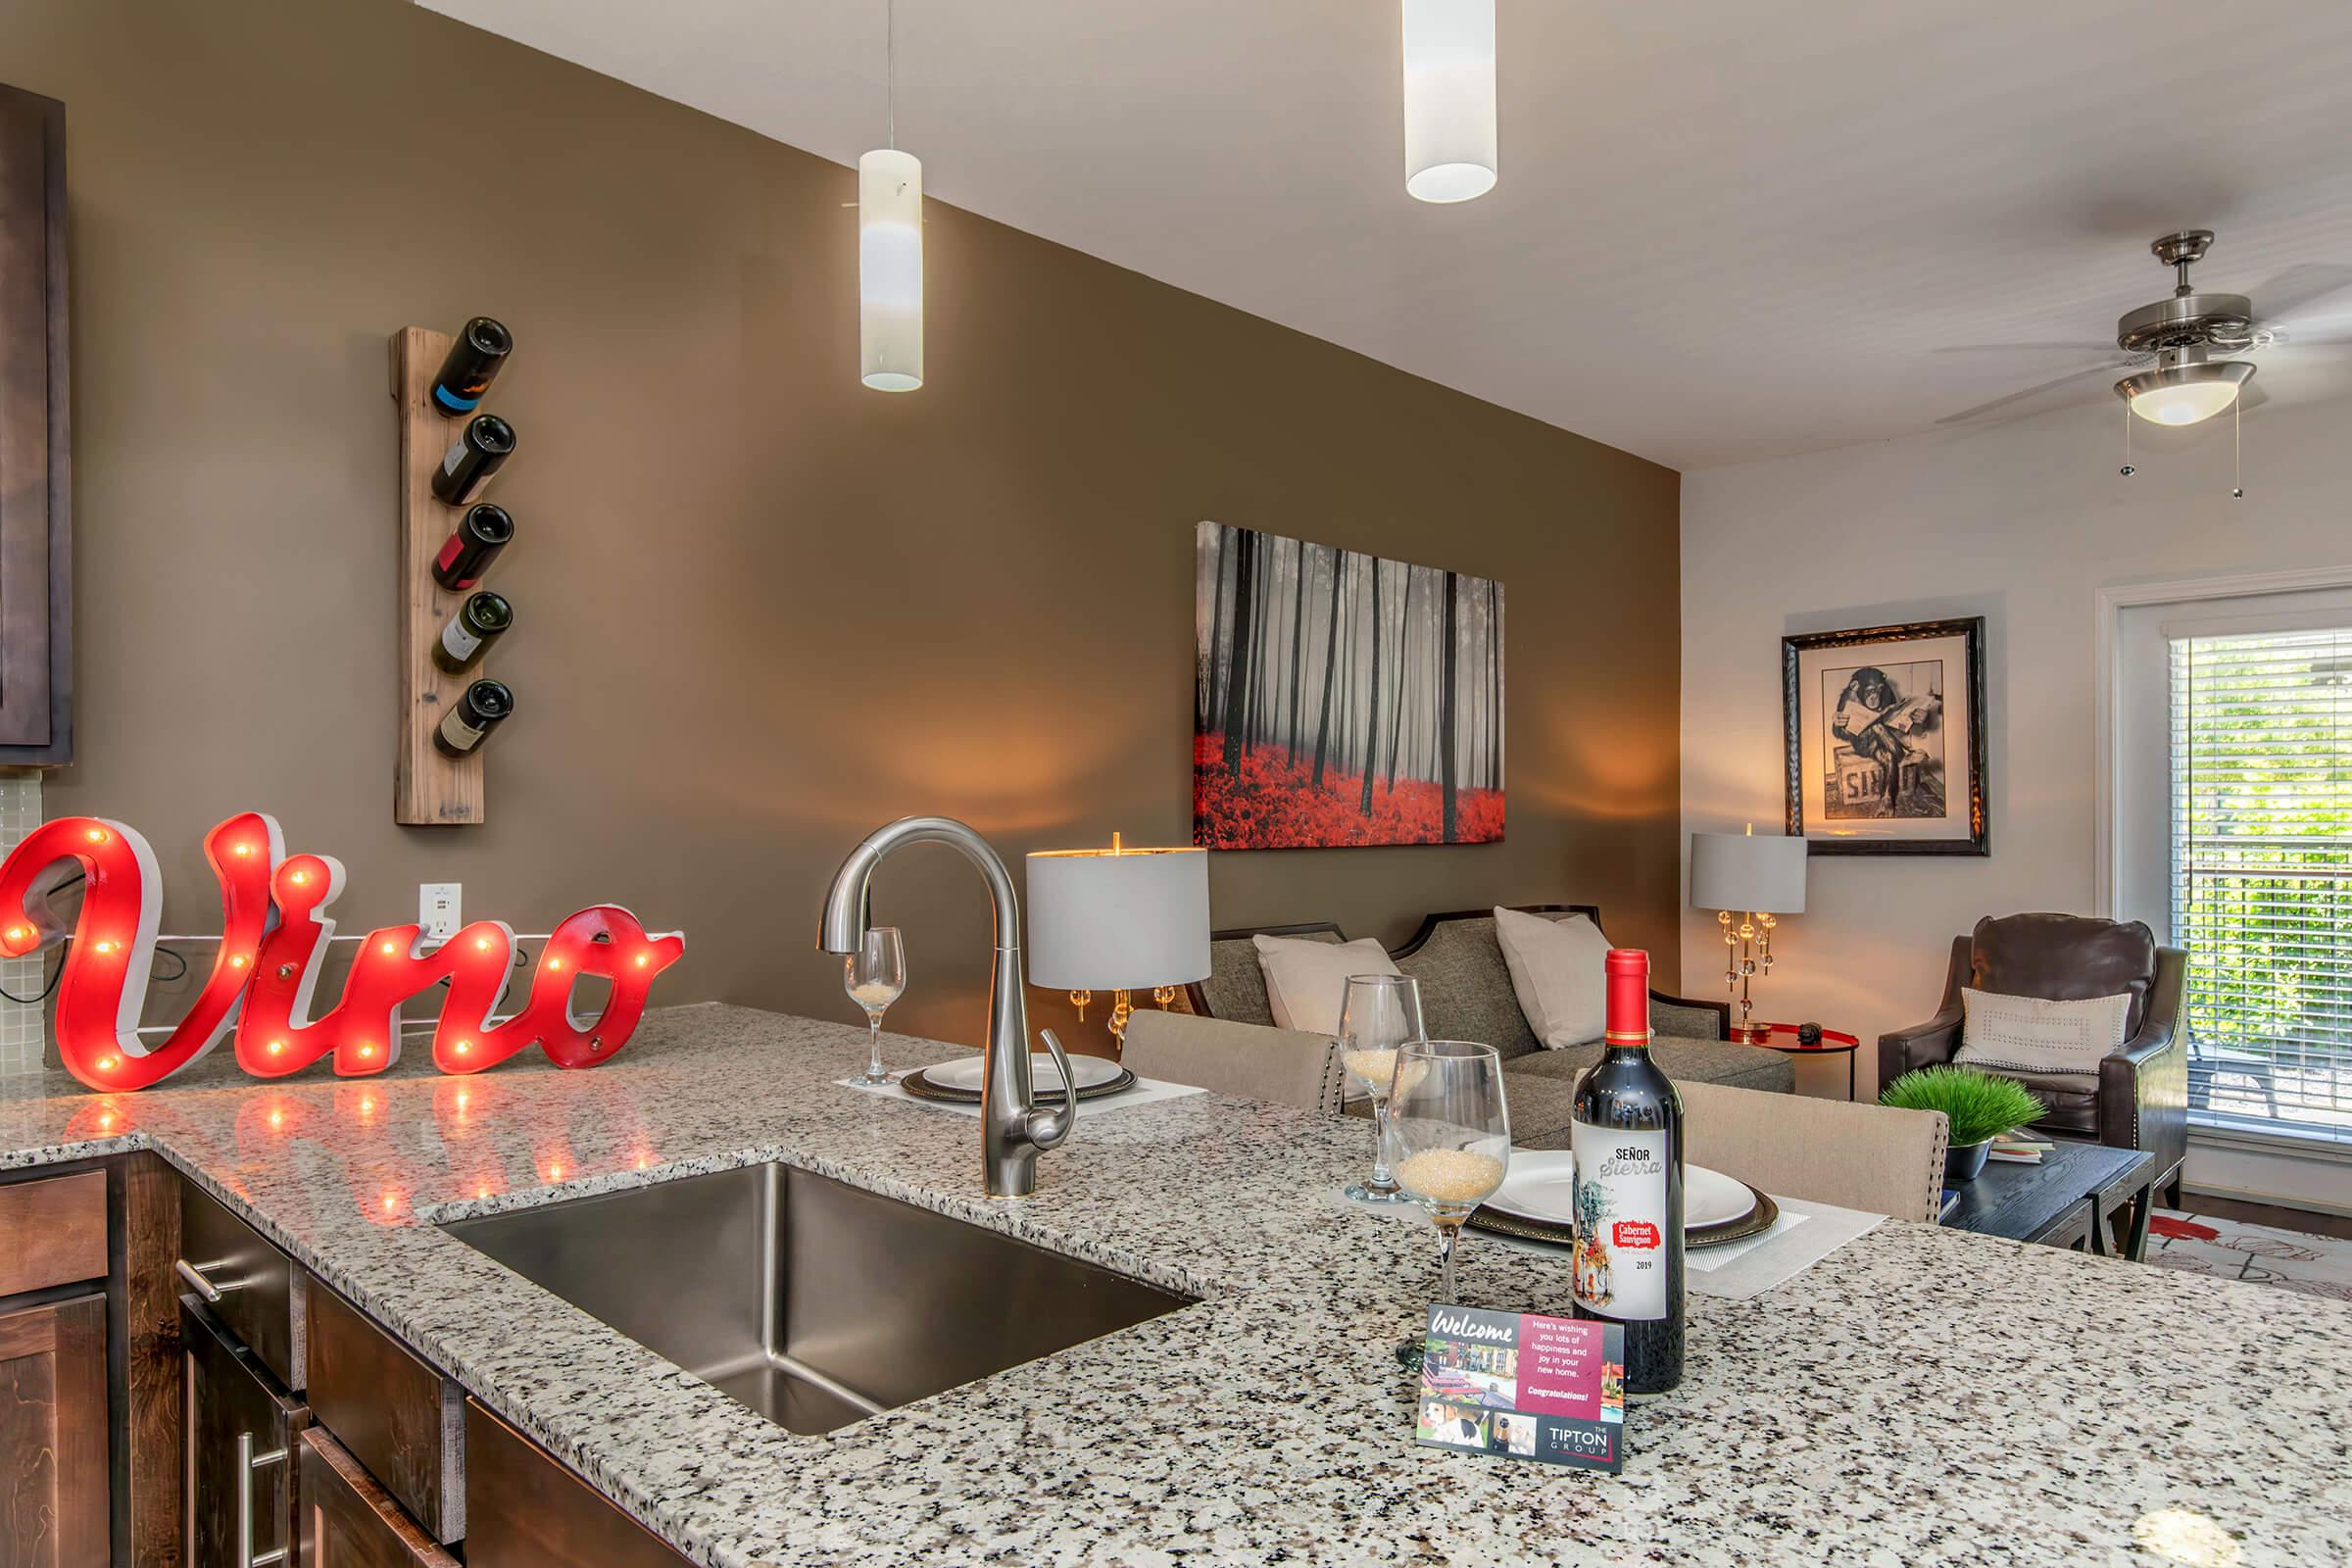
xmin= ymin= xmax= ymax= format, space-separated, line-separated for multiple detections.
xmin=1337 ymin=974 xmax=1426 ymax=1204
xmin=1389 ymin=1040 xmax=1510 ymax=1305
xmin=844 ymin=927 xmax=906 ymax=1084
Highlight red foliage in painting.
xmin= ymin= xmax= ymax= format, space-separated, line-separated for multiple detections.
xmin=1192 ymin=734 xmax=1504 ymax=850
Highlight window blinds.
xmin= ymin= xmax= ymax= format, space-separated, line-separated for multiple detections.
xmin=2170 ymin=623 xmax=2352 ymax=1142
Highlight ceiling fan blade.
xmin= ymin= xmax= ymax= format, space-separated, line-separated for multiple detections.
xmin=2251 ymin=263 xmax=2352 ymax=322
xmin=1936 ymin=361 xmax=2136 ymax=426
xmin=1932 ymin=341 xmax=2121 ymax=353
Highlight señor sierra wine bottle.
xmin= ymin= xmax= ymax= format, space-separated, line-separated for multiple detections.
xmin=1571 ymin=947 xmax=1686 ymax=1396
xmin=429 ymin=317 xmax=513 ymax=416
xmin=432 ymin=503 xmax=514 ymax=591
xmin=434 ymin=679 xmax=513 ymax=759
xmin=431 ymin=591 xmax=513 ymax=676
xmin=429 ymin=415 xmax=515 ymax=506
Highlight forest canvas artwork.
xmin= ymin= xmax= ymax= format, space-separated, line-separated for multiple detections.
xmin=1194 ymin=521 xmax=1503 ymax=850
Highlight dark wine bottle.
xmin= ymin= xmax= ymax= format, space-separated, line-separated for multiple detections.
xmin=432 ymin=591 xmax=512 ymax=676
xmin=1570 ymin=947 xmax=1685 ymax=1396
xmin=429 ymin=415 xmax=515 ymax=506
xmin=434 ymin=679 xmax=514 ymax=758
xmin=431 ymin=504 xmax=514 ymax=591
xmin=429 ymin=317 xmax=513 ymax=416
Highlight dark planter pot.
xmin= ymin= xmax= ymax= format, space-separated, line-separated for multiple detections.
xmin=1945 ymin=1139 xmax=1992 ymax=1182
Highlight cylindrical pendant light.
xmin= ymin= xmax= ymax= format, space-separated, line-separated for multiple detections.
xmin=1401 ymin=0 xmax=1497 ymax=204
xmin=858 ymin=148 xmax=923 ymax=391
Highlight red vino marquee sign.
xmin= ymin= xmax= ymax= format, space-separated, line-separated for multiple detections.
xmin=0 ymin=811 xmax=684 ymax=1092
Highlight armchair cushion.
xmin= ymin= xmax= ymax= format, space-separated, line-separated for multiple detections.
xmin=1970 ymin=913 xmax=2159 ymax=1036
xmin=1953 ymin=987 xmax=2132 ymax=1090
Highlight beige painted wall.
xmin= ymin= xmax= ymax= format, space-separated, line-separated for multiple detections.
xmin=1679 ymin=392 xmax=2352 ymax=1145
xmin=10 ymin=0 xmax=1682 ymax=1053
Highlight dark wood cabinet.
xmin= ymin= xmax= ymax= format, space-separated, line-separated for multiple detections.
xmin=297 ymin=1431 xmax=457 ymax=1568
xmin=463 ymin=1400 xmax=691 ymax=1568
xmin=304 ymin=1284 xmax=463 ymax=1545
xmin=181 ymin=1299 xmax=306 ymax=1568
xmin=0 ymin=1293 xmax=107 ymax=1567
xmin=0 ymin=81 xmax=72 ymax=765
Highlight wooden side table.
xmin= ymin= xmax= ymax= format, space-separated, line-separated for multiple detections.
xmin=1740 ymin=1022 xmax=1861 ymax=1100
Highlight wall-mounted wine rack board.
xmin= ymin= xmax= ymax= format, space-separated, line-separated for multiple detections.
xmin=390 ymin=325 xmax=484 ymax=825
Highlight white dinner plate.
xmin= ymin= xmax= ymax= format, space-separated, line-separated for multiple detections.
xmin=1482 ymin=1152 xmax=1756 ymax=1232
xmin=923 ymin=1053 xmax=1123 ymax=1094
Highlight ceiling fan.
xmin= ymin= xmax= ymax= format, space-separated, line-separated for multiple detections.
xmin=1938 ymin=229 xmax=2352 ymax=428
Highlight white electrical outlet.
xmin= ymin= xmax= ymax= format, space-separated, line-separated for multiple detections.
xmin=420 ymin=882 xmax=462 ymax=945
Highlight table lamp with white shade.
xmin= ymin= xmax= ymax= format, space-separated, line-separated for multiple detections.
xmin=1026 ymin=835 xmax=1210 ymax=1050
xmin=1690 ymin=825 xmax=1808 ymax=1045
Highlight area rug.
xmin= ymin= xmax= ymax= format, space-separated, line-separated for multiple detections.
xmin=2144 ymin=1209 xmax=2352 ymax=1303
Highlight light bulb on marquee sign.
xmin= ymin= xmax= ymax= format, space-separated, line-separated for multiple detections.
xmin=0 ymin=811 xmax=685 ymax=1093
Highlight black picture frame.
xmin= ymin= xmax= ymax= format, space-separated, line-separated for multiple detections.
xmin=1782 ymin=616 xmax=1987 ymax=857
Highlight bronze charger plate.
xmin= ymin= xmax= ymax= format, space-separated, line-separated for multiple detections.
xmin=1464 ymin=1182 xmax=1780 ymax=1251
xmin=898 ymin=1066 xmax=1140 ymax=1105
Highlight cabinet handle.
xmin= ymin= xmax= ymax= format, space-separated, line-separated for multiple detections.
xmin=175 ymin=1257 xmax=240 ymax=1303
xmin=236 ymin=1430 xmax=289 ymax=1568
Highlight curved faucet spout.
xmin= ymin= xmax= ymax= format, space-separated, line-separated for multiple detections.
xmin=817 ymin=816 xmax=1071 ymax=1198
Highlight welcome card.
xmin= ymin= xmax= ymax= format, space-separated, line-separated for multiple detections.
xmin=1412 ymin=1305 xmax=1625 ymax=1473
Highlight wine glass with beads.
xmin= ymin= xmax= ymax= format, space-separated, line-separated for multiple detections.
xmin=845 ymin=927 xmax=906 ymax=1085
xmin=1389 ymin=1040 xmax=1510 ymax=1305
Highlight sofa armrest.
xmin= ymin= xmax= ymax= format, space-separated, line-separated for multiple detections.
xmin=1649 ymin=990 xmax=1730 ymax=1042
xmin=1877 ymin=1007 xmax=1963 ymax=1090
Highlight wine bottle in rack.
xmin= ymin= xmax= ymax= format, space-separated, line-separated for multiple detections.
xmin=432 ymin=503 xmax=514 ymax=591
xmin=1570 ymin=947 xmax=1686 ymax=1396
xmin=434 ymin=679 xmax=514 ymax=759
xmin=431 ymin=591 xmax=513 ymax=676
xmin=430 ymin=414 xmax=515 ymax=506
xmin=429 ymin=317 xmax=513 ymax=415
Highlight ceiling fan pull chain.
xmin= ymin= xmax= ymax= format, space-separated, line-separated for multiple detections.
xmin=2231 ymin=397 xmax=2243 ymax=499
xmin=2120 ymin=403 xmax=2134 ymax=477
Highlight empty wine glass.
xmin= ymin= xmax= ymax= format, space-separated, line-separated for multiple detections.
xmin=844 ymin=927 xmax=906 ymax=1085
xmin=1338 ymin=974 xmax=1426 ymax=1204
xmin=1390 ymin=1040 xmax=1510 ymax=1305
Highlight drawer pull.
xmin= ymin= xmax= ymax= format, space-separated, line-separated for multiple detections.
xmin=175 ymin=1256 xmax=241 ymax=1303
xmin=238 ymin=1431 xmax=290 ymax=1568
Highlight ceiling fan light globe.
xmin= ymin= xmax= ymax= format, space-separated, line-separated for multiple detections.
xmin=2116 ymin=360 xmax=2255 ymax=426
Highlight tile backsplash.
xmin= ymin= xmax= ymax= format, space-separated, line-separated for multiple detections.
xmin=0 ymin=773 xmax=44 ymax=1073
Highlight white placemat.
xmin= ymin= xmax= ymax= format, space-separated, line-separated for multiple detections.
xmin=840 ymin=1069 xmax=1206 ymax=1118
xmin=1333 ymin=1186 xmax=1882 ymax=1300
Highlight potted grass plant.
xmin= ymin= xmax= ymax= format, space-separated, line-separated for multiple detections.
xmin=1879 ymin=1065 xmax=2047 ymax=1181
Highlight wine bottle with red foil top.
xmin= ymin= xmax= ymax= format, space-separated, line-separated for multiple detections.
xmin=1570 ymin=947 xmax=1685 ymax=1396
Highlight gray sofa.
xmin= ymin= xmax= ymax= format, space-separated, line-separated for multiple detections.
xmin=1189 ymin=906 xmax=1797 ymax=1129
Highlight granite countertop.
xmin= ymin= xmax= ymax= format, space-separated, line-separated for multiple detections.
xmin=2 ymin=1003 xmax=2345 ymax=1567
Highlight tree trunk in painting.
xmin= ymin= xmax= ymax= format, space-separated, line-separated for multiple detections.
xmin=1202 ymin=525 xmax=1226 ymax=734
xmin=1360 ymin=560 xmax=1383 ymax=814
xmin=1487 ymin=576 xmax=1500 ymax=789
xmin=1222 ymin=528 xmax=1255 ymax=776
xmin=1288 ymin=536 xmax=1306 ymax=752
xmin=1442 ymin=568 xmax=1459 ymax=844
xmin=1310 ymin=544 xmax=1342 ymax=789
xmin=1387 ymin=565 xmax=1412 ymax=791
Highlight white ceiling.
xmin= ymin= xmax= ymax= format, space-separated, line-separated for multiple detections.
xmin=418 ymin=0 xmax=2352 ymax=469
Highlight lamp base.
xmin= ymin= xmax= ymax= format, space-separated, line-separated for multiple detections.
xmin=1730 ymin=1021 xmax=1773 ymax=1046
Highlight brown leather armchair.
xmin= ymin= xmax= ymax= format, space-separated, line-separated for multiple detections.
xmin=1879 ymin=913 xmax=2187 ymax=1207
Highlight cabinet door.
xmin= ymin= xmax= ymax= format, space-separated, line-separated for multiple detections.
xmin=296 ymin=1431 xmax=457 ymax=1568
xmin=0 ymin=1293 xmax=107 ymax=1568
xmin=182 ymin=1301 xmax=306 ymax=1568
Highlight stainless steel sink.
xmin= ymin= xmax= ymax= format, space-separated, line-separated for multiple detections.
xmin=443 ymin=1162 xmax=1193 ymax=1435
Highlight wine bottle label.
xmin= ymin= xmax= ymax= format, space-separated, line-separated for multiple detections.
xmin=1568 ymin=1127 xmax=1671 ymax=1321
xmin=434 ymin=535 xmax=466 ymax=575
xmin=440 ymin=618 xmax=483 ymax=664
xmin=436 ymin=707 xmax=487 ymax=752
xmin=433 ymin=384 xmax=481 ymax=413
xmin=441 ymin=438 xmax=467 ymax=477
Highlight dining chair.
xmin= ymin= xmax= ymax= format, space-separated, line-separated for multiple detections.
xmin=1119 ymin=1010 xmax=1347 ymax=1113
xmin=1677 ymin=1080 xmax=1949 ymax=1223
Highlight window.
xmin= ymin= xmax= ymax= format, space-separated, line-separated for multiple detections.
xmin=2170 ymin=620 xmax=2352 ymax=1144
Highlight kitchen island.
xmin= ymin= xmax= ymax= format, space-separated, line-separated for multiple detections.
xmin=2 ymin=1003 xmax=2344 ymax=1567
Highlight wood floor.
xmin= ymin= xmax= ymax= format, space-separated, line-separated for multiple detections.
xmin=2181 ymin=1192 xmax=2352 ymax=1241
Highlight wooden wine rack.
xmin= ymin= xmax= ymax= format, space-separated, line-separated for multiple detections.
xmin=390 ymin=326 xmax=484 ymax=824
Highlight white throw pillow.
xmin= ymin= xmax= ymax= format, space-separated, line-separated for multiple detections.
xmin=1492 ymin=906 xmax=1612 ymax=1050
xmin=1953 ymin=989 xmax=2132 ymax=1087
xmin=1251 ymin=935 xmax=1399 ymax=1036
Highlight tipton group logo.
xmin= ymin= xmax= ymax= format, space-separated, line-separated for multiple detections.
xmin=0 ymin=811 xmax=684 ymax=1092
